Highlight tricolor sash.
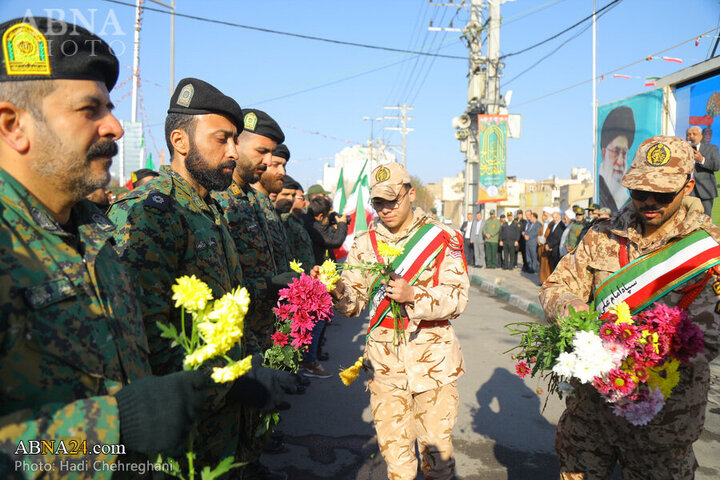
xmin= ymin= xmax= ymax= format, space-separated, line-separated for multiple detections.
xmin=367 ymin=223 xmax=449 ymax=335
xmin=594 ymin=229 xmax=720 ymax=316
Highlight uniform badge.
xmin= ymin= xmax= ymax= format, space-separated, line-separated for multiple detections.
xmin=176 ymin=83 xmax=194 ymax=107
xmin=30 ymin=207 xmax=58 ymax=232
xmin=2 ymin=23 xmax=51 ymax=76
xmin=91 ymin=213 xmax=114 ymax=231
xmin=645 ymin=143 xmax=671 ymax=167
xmin=714 ymin=280 xmax=720 ymax=295
xmin=143 ymin=191 xmax=170 ymax=211
xmin=230 ymin=184 xmax=241 ymax=195
xmin=375 ymin=166 xmax=391 ymax=183
xmin=244 ymin=112 xmax=257 ymax=131
xmin=130 ymin=172 xmax=138 ymax=184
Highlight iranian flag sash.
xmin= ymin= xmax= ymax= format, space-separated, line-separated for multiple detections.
xmin=367 ymin=223 xmax=449 ymax=334
xmin=594 ymin=229 xmax=720 ymax=316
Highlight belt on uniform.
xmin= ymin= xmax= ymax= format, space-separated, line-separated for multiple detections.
xmin=377 ymin=317 xmax=449 ymax=329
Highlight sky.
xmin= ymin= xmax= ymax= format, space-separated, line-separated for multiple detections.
xmin=3 ymin=0 xmax=720 ymax=189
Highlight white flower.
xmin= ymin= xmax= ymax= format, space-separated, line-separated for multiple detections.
xmin=572 ymin=330 xmax=606 ymax=360
xmin=552 ymin=351 xmax=578 ymax=379
xmin=572 ymin=358 xmax=602 ymax=384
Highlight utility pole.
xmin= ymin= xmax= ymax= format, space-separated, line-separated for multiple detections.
xmin=436 ymin=0 xmax=505 ymax=216
xmin=382 ymin=104 xmax=414 ymax=166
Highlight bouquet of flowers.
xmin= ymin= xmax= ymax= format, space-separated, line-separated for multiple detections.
xmin=507 ymin=301 xmax=705 ymax=426
xmin=263 ymin=261 xmax=335 ymax=372
xmin=156 ymin=275 xmax=253 ymax=480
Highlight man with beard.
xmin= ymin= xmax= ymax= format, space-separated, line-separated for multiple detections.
xmin=686 ymin=125 xmax=720 ymax=216
xmin=0 ymin=18 xmax=214 ymax=474
xmin=598 ymin=106 xmax=635 ymax=211
xmin=108 ymin=78 xmax=290 ymax=474
xmin=276 ymin=174 xmax=315 ymax=272
xmin=86 ymin=186 xmax=111 ymax=210
xmin=213 ymin=108 xmax=292 ymax=480
xmin=541 ymin=136 xmax=720 ymax=479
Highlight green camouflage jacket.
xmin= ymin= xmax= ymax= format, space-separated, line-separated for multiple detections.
xmin=0 ymin=169 xmax=151 ymax=478
xmin=255 ymin=191 xmax=289 ymax=273
xmin=482 ymin=217 xmax=502 ymax=243
xmin=281 ymin=212 xmax=314 ymax=272
xmin=213 ymin=182 xmax=285 ymax=353
xmin=107 ymin=166 xmax=243 ymax=374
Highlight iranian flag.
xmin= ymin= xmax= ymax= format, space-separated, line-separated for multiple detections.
xmin=334 ymin=161 xmax=375 ymax=260
xmin=332 ymin=167 xmax=346 ymax=214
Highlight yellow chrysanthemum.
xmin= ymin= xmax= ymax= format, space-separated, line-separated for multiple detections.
xmin=613 ymin=302 xmax=633 ymax=325
xmin=183 ymin=344 xmax=219 ymax=368
xmin=226 ymin=286 xmax=251 ymax=316
xmin=377 ymin=241 xmax=404 ymax=259
xmin=211 ymin=355 xmax=253 ymax=383
xmin=289 ymin=260 xmax=304 ymax=274
xmin=202 ymin=299 xmax=245 ymax=354
xmin=318 ymin=259 xmax=340 ymax=291
xmin=172 ymin=275 xmax=214 ymax=312
xmin=647 ymin=359 xmax=681 ymax=399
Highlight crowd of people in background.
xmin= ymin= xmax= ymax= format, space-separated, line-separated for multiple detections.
xmin=460 ymin=203 xmax=612 ymax=285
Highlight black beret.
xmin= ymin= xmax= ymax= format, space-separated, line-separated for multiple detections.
xmin=242 ymin=108 xmax=285 ymax=144
xmin=601 ymin=106 xmax=635 ymax=149
xmin=273 ymin=143 xmax=290 ymax=161
xmin=131 ymin=168 xmax=159 ymax=187
xmin=168 ymin=78 xmax=243 ymax=132
xmin=0 ymin=17 xmax=119 ymax=90
xmin=282 ymin=174 xmax=302 ymax=191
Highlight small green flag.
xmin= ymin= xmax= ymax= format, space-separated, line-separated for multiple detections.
xmin=145 ymin=152 xmax=154 ymax=170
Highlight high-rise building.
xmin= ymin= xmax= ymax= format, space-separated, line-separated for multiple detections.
xmin=112 ymin=120 xmax=145 ymax=184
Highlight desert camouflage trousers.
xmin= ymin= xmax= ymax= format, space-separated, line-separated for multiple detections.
xmin=369 ymin=379 xmax=458 ymax=480
xmin=556 ymin=407 xmax=697 ymax=480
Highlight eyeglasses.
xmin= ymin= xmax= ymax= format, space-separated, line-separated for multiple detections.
xmin=608 ymin=147 xmax=629 ymax=158
xmin=629 ymin=180 xmax=689 ymax=204
xmin=371 ymin=189 xmax=409 ymax=211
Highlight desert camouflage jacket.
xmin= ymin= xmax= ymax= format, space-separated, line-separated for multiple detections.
xmin=334 ymin=208 xmax=469 ymax=393
xmin=107 ymin=166 xmax=243 ymax=375
xmin=0 ymin=169 xmax=151 ymax=478
xmin=281 ymin=212 xmax=315 ymax=272
xmin=213 ymin=182 xmax=282 ymax=353
xmin=541 ymin=197 xmax=720 ymax=446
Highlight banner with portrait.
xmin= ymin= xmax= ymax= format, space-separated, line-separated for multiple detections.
xmin=674 ymin=73 xmax=720 ymax=222
xmin=477 ymin=114 xmax=508 ymax=203
xmin=596 ymin=90 xmax=663 ymax=211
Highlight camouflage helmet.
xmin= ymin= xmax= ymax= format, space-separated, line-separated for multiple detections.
xmin=621 ymin=135 xmax=694 ymax=193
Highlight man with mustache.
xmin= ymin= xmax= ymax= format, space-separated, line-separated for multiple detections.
xmin=598 ymin=106 xmax=635 ymax=212
xmin=108 ymin=79 xmax=290 ymax=473
xmin=213 ymin=109 xmax=292 ymax=480
xmin=0 ymin=18 xmax=213 ymax=474
xmin=541 ymin=136 xmax=720 ymax=479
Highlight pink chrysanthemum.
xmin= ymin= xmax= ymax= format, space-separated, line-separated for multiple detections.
xmin=515 ymin=361 xmax=531 ymax=378
xmin=599 ymin=322 xmax=621 ymax=341
xmin=672 ymin=314 xmax=705 ymax=363
xmin=607 ymin=368 xmax=636 ymax=398
xmin=271 ymin=330 xmax=289 ymax=347
xmin=593 ymin=376 xmax=612 ymax=395
xmin=290 ymin=330 xmax=313 ymax=349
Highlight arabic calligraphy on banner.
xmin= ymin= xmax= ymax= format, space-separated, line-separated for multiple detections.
xmin=477 ymin=114 xmax=508 ymax=204
xmin=598 ymin=280 xmax=639 ymax=314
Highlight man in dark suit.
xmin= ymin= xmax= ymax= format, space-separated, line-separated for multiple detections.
xmin=545 ymin=210 xmax=566 ymax=272
xmin=516 ymin=209 xmax=528 ymax=271
xmin=687 ymin=126 xmax=720 ymax=216
xmin=499 ymin=211 xmax=521 ymax=270
xmin=523 ymin=210 xmax=541 ymax=273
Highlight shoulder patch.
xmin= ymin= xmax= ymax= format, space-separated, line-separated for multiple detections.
xmin=143 ymin=191 xmax=171 ymax=212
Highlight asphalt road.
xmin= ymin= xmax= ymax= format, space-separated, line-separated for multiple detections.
xmin=262 ymin=287 xmax=720 ymax=479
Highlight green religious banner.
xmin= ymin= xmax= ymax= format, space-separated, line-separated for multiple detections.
xmin=477 ymin=114 xmax=508 ymax=203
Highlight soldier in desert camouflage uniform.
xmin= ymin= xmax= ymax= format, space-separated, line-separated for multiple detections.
xmin=318 ymin=162 xmax=469 ymax=480
xmin=541 ymin=136 xmax=720 ymax=480
xmin=107 ymin=78 xmax=254 ymax=472
xmin=0 ymin=18 xmax=209 ymax=478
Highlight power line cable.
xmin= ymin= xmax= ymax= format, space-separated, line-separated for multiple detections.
xmin=500 ymin=0 xmax=621 ymax=59
xmin=502 ymin=0 xmax=568 ymax=26
xmin=512 ymin=25 xmax=720 ymax=108
xmin=100 ymin=0 xmax=466 ymax=60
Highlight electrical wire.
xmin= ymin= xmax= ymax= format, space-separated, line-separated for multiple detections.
xmin=511 ymin=25 xmax=720 ymax=108
xmin=99 ymin=0 xmax=466 ymax=60
xmin=502 ymin=0 xmax=568 ymax=26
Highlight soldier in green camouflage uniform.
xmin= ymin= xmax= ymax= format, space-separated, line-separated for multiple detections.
xmin=564 ymin=206 xmax=586 ymax=254
xmin=482 ymin=210 xmax=502 ymax=268
xmin=0 ymin=19 xmax=209 ymax=479
xmin=107 ymin=78 xmax=247 ymax=471
xmin=212 ymin=109 xmax=289 ymax=480
xmin=275 ymin=175 xmax=314 ymax=272
xmin=542 ymin=136 xmax=720 ymax=480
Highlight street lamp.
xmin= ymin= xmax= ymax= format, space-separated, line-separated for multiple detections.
xmin=363 ymin=116 xmax=383 ymax=166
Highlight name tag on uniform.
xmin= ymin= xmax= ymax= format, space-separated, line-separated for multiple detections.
xmin=247 ymin=222 xmax=259 ymax=231
xmin=195 ymin=238 xmax=217 ymax=251
xmin=24 ymin=277 xmax=76 ymax=309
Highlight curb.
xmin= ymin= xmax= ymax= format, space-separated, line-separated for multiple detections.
xmin=469 ymin=274 xmax=545 ymax=321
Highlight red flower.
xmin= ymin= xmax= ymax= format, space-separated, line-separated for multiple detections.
xmin=599 ymin=322 xmax=621 ymax=341
xmin=271 ymin=330 xmax=289 ymax=347
xmin=607 ymin=368 xmax=636 ymax=397
xmin=290 ymin=330 xmax=313 ymax=349
xmin=515 ymin=361 xmax=531 ymax=378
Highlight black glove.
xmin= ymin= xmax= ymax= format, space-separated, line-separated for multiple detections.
xmin=227 ymin=354 xmax=299 ymax=409
xmin=270 ymin=271 xmax=301 ymax=289
xmin=115 ymin=370 xmax=208 ymax=456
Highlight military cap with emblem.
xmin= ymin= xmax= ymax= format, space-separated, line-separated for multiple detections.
xmin=167 ymin=77 xmax=243 ymax=131
xmin=573 ymin=206 xmax=585 ymax=215
xmin=586 ymin=202 xmax=600 ymax=211
xmin=621 ymin=135 xmax=695 ymax=193
xmin=307 ymin=184 xmax=329 ymax=197
xmin=131 ymin=168 xmax=159 ymax=188
xmin=273 ymin=143 xmax=291 ymax=161
xmin=489 ymin=209 xmax=496 ymax=215
xmin=0 ymin=17 xmax=119 ymax=90
xmin=242 ymin=108 xmax=285 ymax=144
xmin=369 ymin=162 xmax=412 ymax=201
